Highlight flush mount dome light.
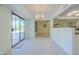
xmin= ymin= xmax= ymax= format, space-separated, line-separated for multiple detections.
xmin=35 ymin=14 xmax=40 ymax=19
xmin=67 ymin=10 xmax=79 ymax=16
xmin=75 ymin=13 xmax=79 ymax=16
xmin=35 ymin=14 xmax=45 ymax=19
xmin=41 ymin=14 xmax=45 ymax=18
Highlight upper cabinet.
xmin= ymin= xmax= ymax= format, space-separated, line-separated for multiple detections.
xmin=53 ymin=19 xmax=79 ymax=28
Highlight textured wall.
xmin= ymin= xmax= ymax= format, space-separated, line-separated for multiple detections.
xmin=0 ymin=5 xmax=11 ymax=54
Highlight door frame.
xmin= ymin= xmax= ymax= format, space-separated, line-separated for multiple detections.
xmin=35 ymin=20 xmax=50 ymax=38
xmin=11 ymin=12 xmax=25 ymax=48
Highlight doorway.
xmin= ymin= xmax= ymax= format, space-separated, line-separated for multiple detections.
xmin=35 ymin=20 xmax=50 ymax=38
xmin=12 ymin=13 xmax=25 ymax=47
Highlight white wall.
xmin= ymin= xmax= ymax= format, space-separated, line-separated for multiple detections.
xmin=50 ymin=28 xmax=75 ymax=54
xmin=25 ymin=18 xmax=35 ymax=39
xmin=0 ymin=5 xmax=11 ymax=54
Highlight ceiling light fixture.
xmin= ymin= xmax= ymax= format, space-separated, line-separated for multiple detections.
xmin=35 ymin=14 xmax=40 ymax=19
xmin=75 ymin=13 xmax=79 ymax=16
xmin=67 ymin=10 xmax=79 ymax=16
xmin=41 ymin=14 xmax=45 ymax=18
xmin=35 ymin=14 xmax=45 ymax=19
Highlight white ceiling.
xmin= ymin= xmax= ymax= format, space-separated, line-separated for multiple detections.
xmin=6 ymin=4 xmax=72 ymax=20
xmin=23 ymin=4 xmax=64 ymax=20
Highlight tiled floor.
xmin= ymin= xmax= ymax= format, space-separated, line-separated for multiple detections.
xmin=75 ymin=35 xmax=79 ymax=54
xmin=12 ymin=32 xmax=24 ymax=46
xmin=10 ymin=38 xmax=67 ymax=55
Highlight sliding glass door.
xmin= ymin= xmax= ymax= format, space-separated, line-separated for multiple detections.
xmin=20 ymin=19 xmax=25 ymax=41
xmin=12 ymin=13 xmax=25 ymax=47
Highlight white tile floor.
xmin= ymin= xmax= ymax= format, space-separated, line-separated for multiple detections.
xmin=74 ymin=35 xmax=79 ymax=54
xmin=10 ymin=38 xmax=67 ymax=55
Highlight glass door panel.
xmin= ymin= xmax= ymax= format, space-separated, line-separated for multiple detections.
xmin=12 ymin=13 xmax=25 ymax=47
xmin=15 ymin=17 xmax=20 ymax=44
xmin=12 ymin=15 xmax=16 ymax=46
xmin=12 ymin=14 xmax=20 ymax=46
xmin=20 ymin=19 xmax=24 ymax=41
